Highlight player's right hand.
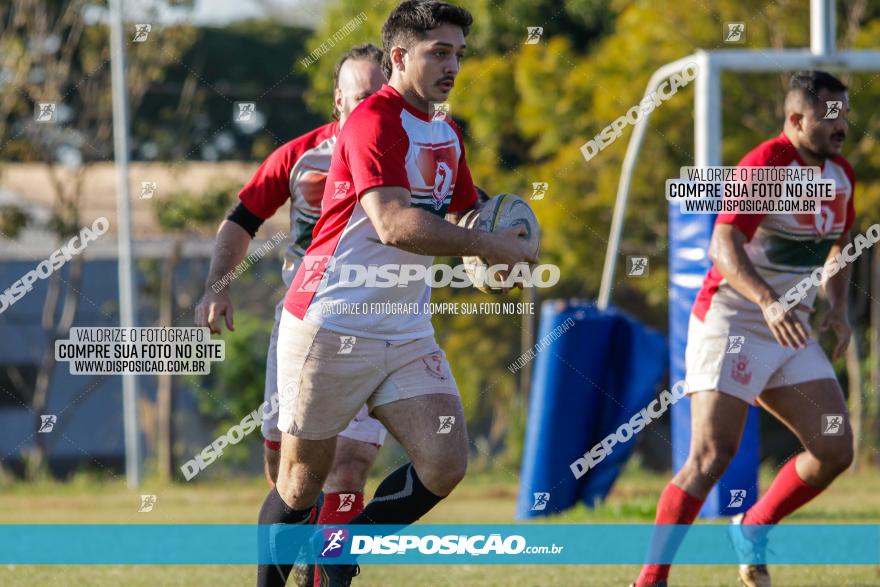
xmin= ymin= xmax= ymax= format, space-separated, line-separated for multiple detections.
xmin=483 ymin=226 xmax=539 ymax=290
xmin=194 ymin=289 xmax=234 ymax=334
xmin=484 ymin=225 xmax=539 ymax=269
xmin=760 ymin=299 xmax=812 ymax=350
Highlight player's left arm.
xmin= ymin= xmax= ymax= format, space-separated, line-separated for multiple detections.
xmin=820 ymin=231 xmax=852 ymax=360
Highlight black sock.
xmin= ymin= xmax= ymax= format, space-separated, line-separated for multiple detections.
xmin=256 ymin=487 xmax=315 ymax=587
xmin=350 ymin=463 xmax=443 ymax=525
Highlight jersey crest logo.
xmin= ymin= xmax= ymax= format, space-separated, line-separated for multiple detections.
xmin=432 ymin=161 xmax=453 ymax=209
xmin=815 ymin=206 xmax=835 ymax=238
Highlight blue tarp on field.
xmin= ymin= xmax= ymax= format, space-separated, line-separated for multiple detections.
xmin=517 ymin=301 xmax=667 ymax=518
xmin=668 ymin=205 xmax=759 ymax=517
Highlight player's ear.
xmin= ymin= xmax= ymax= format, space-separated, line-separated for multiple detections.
xmin=334 ymin=87 xmax=343 ymax=117
xmin=788 ymin=111 xmax=805 ymax=132
xmin=390 ymin=46 xmax=407 ymax=74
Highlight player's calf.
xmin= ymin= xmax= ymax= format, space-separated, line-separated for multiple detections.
xmin=257 ymin=434 xmax=336 ymax=587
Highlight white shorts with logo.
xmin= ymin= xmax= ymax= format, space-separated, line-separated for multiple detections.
xmin=261 ymin=296 xmax=387 ymax=447
xmin=684 ymin=305 xmax=836 ymax=406
xmin=276 ymin=309 xmax=460 ymax=441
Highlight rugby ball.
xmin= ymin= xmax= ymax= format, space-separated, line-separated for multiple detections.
xmin=458 ymin=193 xmax=541 ymax=293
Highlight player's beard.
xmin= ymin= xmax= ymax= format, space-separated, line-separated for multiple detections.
xmin=805 ymin=130 xmax=844 ymax=162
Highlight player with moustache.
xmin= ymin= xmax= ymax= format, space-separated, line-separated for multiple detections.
xmin=256 ymin=2 xmax=536 ymax=586
xmin=194 ymin=44 xmax=387 ymax=587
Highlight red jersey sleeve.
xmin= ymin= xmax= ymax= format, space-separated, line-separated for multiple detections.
xmin=343 ymin=110 xmax=410 ymax=198
xmin=238 ymin=143 xmax=296 ymax=220
xmin=714 ymin=141 xmax=781 ymax=240
xmin=448 ymin=123 xmax=477 ymax=213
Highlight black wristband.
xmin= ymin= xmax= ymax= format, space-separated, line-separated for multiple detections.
xmin=227 ymin=202 xmax=264 ymax=237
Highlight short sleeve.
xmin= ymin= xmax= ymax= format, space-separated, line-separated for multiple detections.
xmin=238 ymin=145 xmax=295 ymax=219
xmin=716 ymin=144 xmax=771 ymax=240
xmin=344 ymin=115 xmax=410 ymax=198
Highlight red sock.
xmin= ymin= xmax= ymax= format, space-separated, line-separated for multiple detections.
xmin=317 ymin=491 xmax=364 ymax=525
xmin=314 ymin=493 xmax=364 ymax=587
xmin=636 ymin=483 xmax=705 ymax=587
xmin=743 ymin=456 xmax=822 ymax=531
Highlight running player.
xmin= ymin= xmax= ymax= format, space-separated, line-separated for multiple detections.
xmin=256 ymin=2 xmax=536 ymax=586
xmin=193 ymin=44 xmax=386 ymax=587
xmin=633 ymin=70 xmax=855 ymax=587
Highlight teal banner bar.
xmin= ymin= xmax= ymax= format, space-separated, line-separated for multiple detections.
xmin=2 ymin=524 xmax=878 ymax=565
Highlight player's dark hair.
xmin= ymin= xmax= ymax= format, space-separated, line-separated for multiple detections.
xmin=381 ymin=0 xmax=473 ymax=79
xmin=331 ymin=43 xmax=383 ymax=120
xmin=787 ymin=70 xmax=847 ymax=106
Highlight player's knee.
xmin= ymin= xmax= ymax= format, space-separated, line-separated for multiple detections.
xmin=328 ymin=453 xmax=373 ymax=492
xmin=418 ymin=450 xmax=467 ymax=495
xmin=814 ymin=439 xmax=853 ymax=476
xmin=277 ymin=463 xmax=325 ymax=509
xmin=691 ymin=442 xmax=737 ymax=479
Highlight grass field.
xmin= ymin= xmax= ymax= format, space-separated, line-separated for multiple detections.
xmin=2 ymin=464 xmax=880 ymax=586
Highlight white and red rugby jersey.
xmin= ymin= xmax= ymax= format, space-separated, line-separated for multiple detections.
xmin=238 ymin=121 xmax=339 ymax=284
xmin=284 ymin=84 xmax=477 ymax=340
xmin=693 ymin=132 xmax=856 ymax=321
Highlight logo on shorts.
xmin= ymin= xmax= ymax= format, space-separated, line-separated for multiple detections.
xmin=138 ymin=494 xmax=157 ymax=512
xmin=531 ymin=492 xmax=550 ymax=511
xmin=338 ymin=336 xmax=356 ymax=354
xmin=38 ymin=414 xmax=57 ymax=433
xmin=437 ymin=416 xmax=455 ymax=434
xmin=822 ymin=414 xmax=844 ymax=436
xmin=727 ymin=489 xmax=747 ymax=508
xmin=320 ymin=528 xmax=348 ymax=558
xmin=726 ymin=335 xmax=745 ymax=354
xmin=337 ymin=493 xmax=356 ymax=512
xmin=731 ymin=354 xmax=752 ymax=386
xmin=422 ymin=353 xmax=446 ymax=380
